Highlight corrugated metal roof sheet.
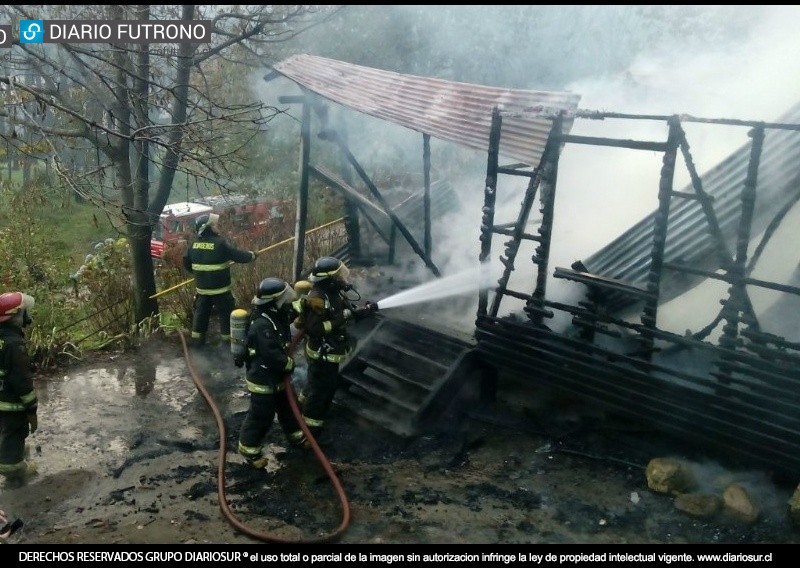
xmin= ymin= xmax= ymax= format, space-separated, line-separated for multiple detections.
xmin=582 ymin=101 xmax=800 ymax=313
xmin=272 ymin=54 xmax=581 ymax=167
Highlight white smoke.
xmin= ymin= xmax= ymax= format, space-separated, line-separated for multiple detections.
xmin=253 ymin=6 xmax=800 ymax=339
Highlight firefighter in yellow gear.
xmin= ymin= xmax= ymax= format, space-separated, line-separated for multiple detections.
xmin=297 ymin=257 xmax=377 ymax=443
xmin=236 ymin=278 xmax=305 ymax=469
xmin=182 ymin=213 xmax=257 ymax=348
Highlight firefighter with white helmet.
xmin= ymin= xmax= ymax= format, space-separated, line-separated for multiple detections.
xmin=182 ymin=213 xmax=258 ymax=348
xmin=236 ymin=278 xmax=305 ymax=469
xmin=0 ymin=292 xmax=39 ymax=484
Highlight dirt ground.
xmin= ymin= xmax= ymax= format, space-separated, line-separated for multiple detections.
xmin=2 ymin=331 xmax=799 ymax=545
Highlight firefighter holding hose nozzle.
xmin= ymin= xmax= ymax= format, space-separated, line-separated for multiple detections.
xmin=294 ymin=257 xmax=378 ymax=446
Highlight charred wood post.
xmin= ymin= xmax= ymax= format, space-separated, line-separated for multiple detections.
xmin=637 ymin=117 xmax=680 ymax=359
xmin=423 ymin=133 xmax=432 ymax=259
xmin=293 ymin=93 xmax=312 ymax=282
xmin=478 ymin=107 xmax=502 ymax=318
xmin=321 ymin=129 xmax=441 ymax=277
xmin=716 ymin=125 xmax=765 ymax=385
xmin=525 ymin=113 xmax=565 ymax=325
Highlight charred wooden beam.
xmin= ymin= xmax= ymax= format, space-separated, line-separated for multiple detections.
xmin=320 ymin=129 xmax=441 ymax=277
xmin=527 ymin=115 xmax=565 ymax=325
xmin=718 ymin=126 xmax=765 ymax=360
xmin=478 ymin=107 xmax=502 ymax=317
xmin=562 ymin=134 xmax=667 ymax=152
xmin=310 ymin=165 xmax=392 ymax=245
xmin=293 ymin=94 xmax=311 ymax=282
xmin=423 ymin=133 xmax=432 ymax=259
xmin=553 ymin=267 xmax=655 ymax=301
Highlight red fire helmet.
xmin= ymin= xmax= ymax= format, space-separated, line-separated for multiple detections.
xmin=0 ymin=292 xmax=35 ymax=323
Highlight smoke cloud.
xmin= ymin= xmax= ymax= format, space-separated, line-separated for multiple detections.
xmin=255 ymin=6 xmax=800 ymax=339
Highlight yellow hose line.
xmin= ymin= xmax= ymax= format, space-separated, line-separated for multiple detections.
xmin=149 ymin=216 xmax=345 ymax=300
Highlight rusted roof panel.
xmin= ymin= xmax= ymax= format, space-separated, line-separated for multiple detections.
xmin=273 ymin=54 xmax=581 ymax=167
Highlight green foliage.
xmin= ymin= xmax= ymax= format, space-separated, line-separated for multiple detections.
xmin=69 ymin=238 xmax=136 ymax=347
xmin=0 ymin=181 xmax=86 ymax=368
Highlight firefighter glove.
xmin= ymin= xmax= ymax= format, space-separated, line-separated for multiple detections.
xmin=353 ymin=303 xmax=378 ymax=320
xmin=342 ymin=308 xmax=353 ymax=320
xmin=27 ymin=413 xmax=38 ymax=435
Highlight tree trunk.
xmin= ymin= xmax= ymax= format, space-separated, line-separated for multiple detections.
xmin=129 ymin=215 xmax=158 ymax=321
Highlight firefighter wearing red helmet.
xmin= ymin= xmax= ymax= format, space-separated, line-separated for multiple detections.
xmin=0 ymin=292 xmax=39 ymax=484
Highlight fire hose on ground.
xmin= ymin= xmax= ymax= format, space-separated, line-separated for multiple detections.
xmin=178 ymin=328 xmax=351 ymax=543
xmin=160 ymin=219 xmax=352 ymax=543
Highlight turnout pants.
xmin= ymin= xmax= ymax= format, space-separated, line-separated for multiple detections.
xmin=302 ymin=359 xmax=340 ymax=435
xmin=238 ymin=387 xmax=303 ymax=460
xmin=0 ymin=412 xmax=29 ymax=478
xmin=191 ymin=291 xmax=235 ymax=345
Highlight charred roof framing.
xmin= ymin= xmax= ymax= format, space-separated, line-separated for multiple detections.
xmin=271 ymin=54 xmax=581 ymax=280
xmin=271 ymin=54 xmax=800 ymax=479
xmin=476 ymin=104 xmax=800 ymax=480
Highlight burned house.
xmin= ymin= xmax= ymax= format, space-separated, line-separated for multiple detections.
xmin=269 ymin=54 xmax=800 ymax=481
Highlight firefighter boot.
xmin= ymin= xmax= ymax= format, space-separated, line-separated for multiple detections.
xmin=2 ymin=461 xmax=38 ymax=487
xmin=246 ymin=456 xmax=270 ymax=470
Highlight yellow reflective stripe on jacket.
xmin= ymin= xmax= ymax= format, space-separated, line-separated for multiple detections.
xmin=245 ymin=380 xmax=286 ymax=394
xmin=191 ymin=263 xmax=228 ymax=271
xmin=0 ymin=401 xmax=26 ymax=412
xmin=323 ymin=321 xmax=333 ymax=333
xmin=284 ymin=358 xmax=294 ymax=371
xmin=20 ymin=390 xmax=37 ymax=405
xmin=305 ymin=343 xmax=348 ymax=363
xmin=196 ymin=285 xmax=231 ymax=295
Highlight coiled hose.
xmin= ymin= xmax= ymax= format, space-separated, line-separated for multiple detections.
xmin=178 ymin=329 xmax=351 ymax=543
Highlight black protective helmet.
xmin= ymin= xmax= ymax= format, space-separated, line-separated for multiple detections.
xmin=195 ymin=213 xmax=219 ymax=235
xmin=310 ymin=256 xmax=349 ymax=284
xmin=253 ymin=277 xmax=295 ymax=307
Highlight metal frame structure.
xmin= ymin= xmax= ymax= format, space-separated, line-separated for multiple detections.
xmin=270 ymin=54 xmax=581 ymax=280
xmin=270 ymin=55 xmax=800 ymax=479
xmin=475 ymin=105 xmax=800 ymax=480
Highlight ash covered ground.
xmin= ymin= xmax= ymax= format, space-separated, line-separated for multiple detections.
xmin=1 ymin=333 xmax=798 ymax=545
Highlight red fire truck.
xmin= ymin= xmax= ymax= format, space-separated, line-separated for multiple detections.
xmin=150 ymin=195 xmax=291 ymax=260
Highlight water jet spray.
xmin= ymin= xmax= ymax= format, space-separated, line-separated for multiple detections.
xmin=375 ymin=263 xmax=496 ymax=310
